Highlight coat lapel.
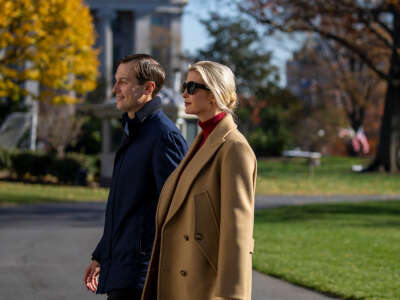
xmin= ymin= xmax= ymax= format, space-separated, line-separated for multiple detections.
xmin=160 ymin=114 xmax=237 ymax=226
xmin=156 ymin=133 xmax=203 ymax=227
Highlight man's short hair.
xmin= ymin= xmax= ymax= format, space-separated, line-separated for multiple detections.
xmin=117 ymin=54 xmax=165 ymax=97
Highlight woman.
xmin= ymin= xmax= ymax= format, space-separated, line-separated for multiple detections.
xmin=141 ymin=61 xmax=257 ymax=300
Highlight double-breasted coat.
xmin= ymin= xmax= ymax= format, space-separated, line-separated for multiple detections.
xmin=141 ymin=114 xmax=257 ymax=300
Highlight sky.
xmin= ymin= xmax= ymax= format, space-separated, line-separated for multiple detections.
xmin=181 ymin=0 xmax=303 ymax=86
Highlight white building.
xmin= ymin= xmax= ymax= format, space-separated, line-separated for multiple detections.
xmin=84 ymin=0 xmax=198 ymax=183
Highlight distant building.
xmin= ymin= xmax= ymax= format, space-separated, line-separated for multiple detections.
xmin=84 ymin=0 xmax=198 ymax=183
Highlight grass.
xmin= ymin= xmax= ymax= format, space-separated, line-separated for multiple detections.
xmin=0 ymin=156 xmax=399 ymax=205
xmin=253 ymin=201 xmax=400 ymax=300
xmin=256 ymin=156 xmax=400 ymax=195
xmin=0 ymin=181 xmax=108 ymax=205
xmin=1 ymin=158 xmax=399 ymax=298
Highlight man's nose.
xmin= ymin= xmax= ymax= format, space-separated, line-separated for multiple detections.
xmin=112 ymin=83 xmax=118 ymax=94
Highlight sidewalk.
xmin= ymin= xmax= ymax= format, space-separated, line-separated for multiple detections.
xmin=252 ymin=270 xmax=337 ymax=300
xmin=2 ymin=196 xmax=399 ymax=299
xmin=255 ymin=194 xmax=400 ymax=209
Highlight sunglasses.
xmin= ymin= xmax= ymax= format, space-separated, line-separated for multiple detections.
xmin=181 ymin=81 xmax=210 ymax=95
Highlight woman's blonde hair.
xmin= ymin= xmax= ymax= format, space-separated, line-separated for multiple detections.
xmin=188 ymin=61 xmax=238 ymax=114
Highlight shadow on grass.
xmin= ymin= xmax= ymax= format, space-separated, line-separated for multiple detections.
xmin=255 ymin=200 xmax=400 ymax=227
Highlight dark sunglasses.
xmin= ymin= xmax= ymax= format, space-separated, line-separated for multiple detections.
xmin=181 ymin=81 xmax=210 ymax=95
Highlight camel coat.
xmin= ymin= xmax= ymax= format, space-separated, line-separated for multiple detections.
xmin=141 ymin=114 xmax=257 ymax=300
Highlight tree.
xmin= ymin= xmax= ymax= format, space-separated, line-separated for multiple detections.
xmin=37 ymin=102 xmax=84 ymax=158
xmin=0 ymin=98 xmax=27 ymax=125
xmin=193 ymin=13 xmax=303 ymax=156
xmin=66 ymin=114 xmax=102 ymax=155
xmin=287 ymin=37 xmax=385 ymax=154
xmin=0 ymin=0 xmax=98 ymax=103
xmin=244 ymin=89 xmax=303 ymax=156
xmin=241 ymin=0 xmax=400 ymax=172
xmin=194 ymin=13 xmax=279 ymax=97
xmin=323 ymin=43 xmax=384 ymax=133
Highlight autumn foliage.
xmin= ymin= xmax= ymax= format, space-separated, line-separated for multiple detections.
xmin=241 ymin=0 xmax=400 ymax=171
xmin=0 ymin=0 xmax=98 ymax=103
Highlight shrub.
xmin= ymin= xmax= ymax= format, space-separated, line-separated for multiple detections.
xmin=247 ymin=107 xmax=294 ymax=157
xmin=3 ymin=148 xmax=99 ymax=185
xmin=249 ymin=127 xmax=291 ymax=157
xmin=49 ymin=157 xmax=82 ymax=184
xmin=0 ymin=148 xmax=12 ymax=170
xmin=65 ymin=152 xmax=99 ymax=180
xmin=11 ymin=151 xmax=54 ymax=178
xmin=51 ymin=153 xmax=100 ymax=185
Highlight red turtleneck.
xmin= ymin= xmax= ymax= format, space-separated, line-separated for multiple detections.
xmin=176 ymin=111 xmax=227 ymax=182
xmin=179 ymin=111 xmax=226 ymax=178
xmin=198 ymin=111 xmax=227 ymax=149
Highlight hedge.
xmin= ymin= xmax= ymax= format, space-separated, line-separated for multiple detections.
xmin=0 ymin=148 xmax=99 ymax=185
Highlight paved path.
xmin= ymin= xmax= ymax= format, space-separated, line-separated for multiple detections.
xmin=255 ymin=194 xmax=400 ymax=209
xmin=4 ymin=196 xmax=398 ymax=300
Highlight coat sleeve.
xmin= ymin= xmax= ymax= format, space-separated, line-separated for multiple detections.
xmin=152 ymin=131 xmax=188 ymax=195
xmin=91 ymin=234 xmax=104 ymax=261
xmin=215 ymin=141 xmax=257 ymax=300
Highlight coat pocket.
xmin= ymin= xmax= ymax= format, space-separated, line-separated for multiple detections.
xmin=194 ymin=191 xmax=219 ymax=273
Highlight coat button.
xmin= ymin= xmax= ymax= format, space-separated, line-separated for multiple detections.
xmin=195 ymin=233 xmax=203 ymax=241
xmin=184 ymin=234 xmax=189 ymax=241
xmin=180 ymin=270 xmax=187 ymax=277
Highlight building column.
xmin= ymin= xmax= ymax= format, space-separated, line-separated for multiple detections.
xmin=134 ymin=11 xmax=152 ymax=54
xmin=97 ymin=9 xmax=116 ymax=101
xmin=101 ymin=119 xmax=111 ymax=154
xmin=24 ymin=61 xmax=39 ymax=150
xmin=170 ymin=13 xmax=183 ymax=89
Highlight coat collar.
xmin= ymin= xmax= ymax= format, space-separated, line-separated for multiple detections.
xmin=117 ymin=97 xmax=162 ymax=154
xmin=157 ymin=113 xmax=237 ymax=227
xmin=120 ymin=96 xmax=162 ymax=136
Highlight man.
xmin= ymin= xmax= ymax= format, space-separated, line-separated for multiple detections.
xmin=84 ymin=54 xmax=188 ymax=300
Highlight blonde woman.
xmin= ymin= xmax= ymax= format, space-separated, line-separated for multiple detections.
xmin=141 ymin=61 xmax=257 ymax=300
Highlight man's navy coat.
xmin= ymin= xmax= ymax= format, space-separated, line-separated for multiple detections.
xmin=92 ymin=97 xmax=188 ymax=294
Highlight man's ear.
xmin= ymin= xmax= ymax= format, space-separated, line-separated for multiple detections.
xmin=143 ymin=81 xmax=156 ymax=96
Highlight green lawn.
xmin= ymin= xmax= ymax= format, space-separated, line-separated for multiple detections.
xmin=0 ymin=181 xmax=108 ymax=205
xmin=1 ymin=156 xmax=399 ymax=205
xmin=1 ymin=157 xmax=400 ymax=299
xmin=253 ymin=201 xmax=400 ymax=300
xmin=257 ymin=156 xmax=400 ymax=195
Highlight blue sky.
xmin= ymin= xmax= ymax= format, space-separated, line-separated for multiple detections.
xmin=181 ymin=0 xmax=303 ymax=86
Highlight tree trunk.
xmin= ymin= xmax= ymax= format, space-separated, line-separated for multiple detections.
xmin=365 ymin=10 xmax=400 ymax=173
xmin=57 ymin=145 xmax=65 ymax=159
xmin=366 ymin=82 xmax=400 ymax=172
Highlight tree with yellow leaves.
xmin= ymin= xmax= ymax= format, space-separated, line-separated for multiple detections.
xmin=0 ymin=0 xmax=98 ymax=103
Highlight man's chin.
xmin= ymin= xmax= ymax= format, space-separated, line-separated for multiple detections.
xmin=116 ymin=103 xmax=125 ymax=112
